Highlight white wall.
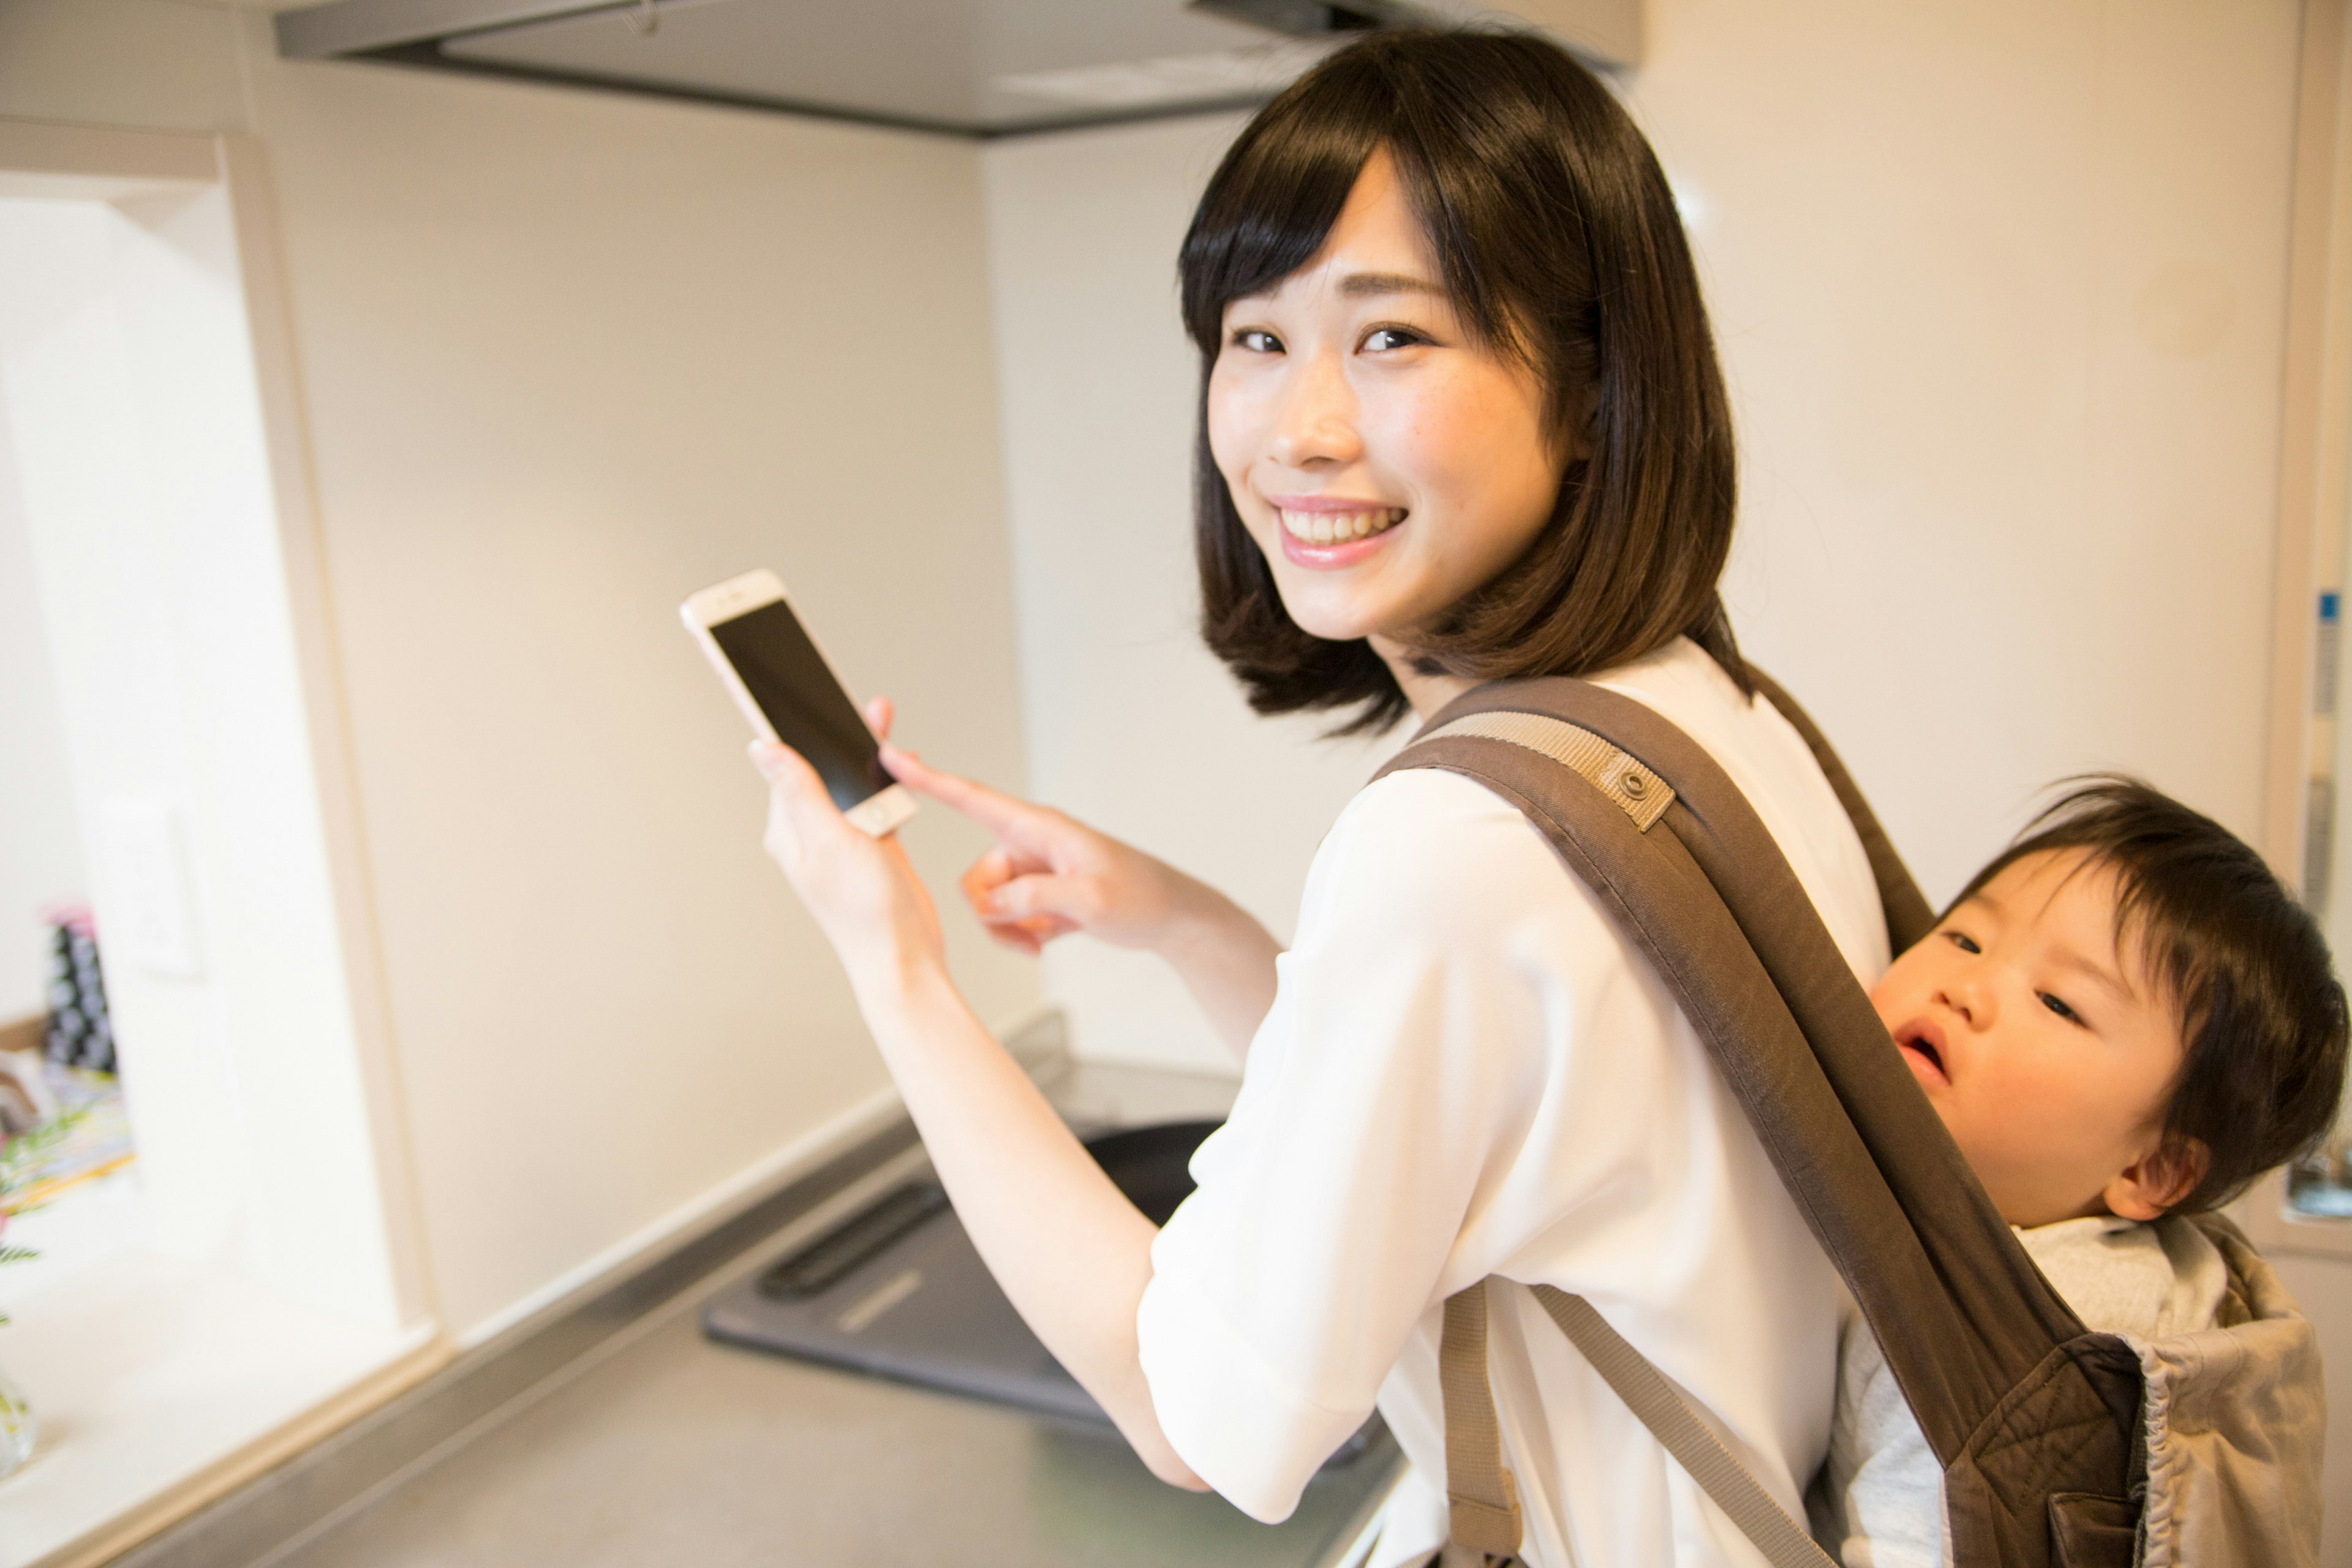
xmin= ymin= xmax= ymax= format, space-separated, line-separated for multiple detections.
xmin=0 ymin=185 xmax=408 ymax=1323
xmin=1 ymin=0 xmax=1037 ymax=1338
xmin=1630 ymin=0 xmax=2299 ymax=904
xmin=0 ymin=393 xmax=86 ymax=1023
xmin=982 ymin=0 xmax=2304 ymax=1069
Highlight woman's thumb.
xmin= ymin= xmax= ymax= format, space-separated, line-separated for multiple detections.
xmin=750 ymin=740 xmax=822 ymax=800
xmin=982 ymin=873 xmax=1095 ymax=924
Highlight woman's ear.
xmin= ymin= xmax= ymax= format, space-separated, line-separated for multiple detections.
xmin=2101 ymin=1135 xmax=2209 ymax=1221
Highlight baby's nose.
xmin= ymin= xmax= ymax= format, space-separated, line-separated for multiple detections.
xmin=1942 ymin=974 xmax=1994 ymax=1027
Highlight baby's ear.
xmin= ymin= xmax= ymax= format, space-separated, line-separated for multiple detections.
xmin=2103 ymin=1135 xmax=2209 ymax=1221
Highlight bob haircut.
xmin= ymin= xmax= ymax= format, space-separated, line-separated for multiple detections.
xmin=1948 ymin=778 xmax=2348 ymax=1215
xmin=1179 ymin=28 xmax=1744 ymax=733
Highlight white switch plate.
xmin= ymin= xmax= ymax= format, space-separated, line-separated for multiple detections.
xmin=100 ymin=796 xmax=204 ymax=980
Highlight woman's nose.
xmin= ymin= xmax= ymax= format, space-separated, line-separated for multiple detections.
xmin=1266 ymin=352 xmax=1361 ymax=468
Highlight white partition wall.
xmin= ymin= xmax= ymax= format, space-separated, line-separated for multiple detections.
xmin=0 ymin=7 xmax=1037 ymax=1555
xmin=0 ymin=175 xmax=415 ymax=1327
xmin=0 ymin=127 xmax=448 ymax=1568
xmin=0 ymin=359 xmax=85 ymax=1028
xmin=1 ymin=0 xmax=1038 ymax=1354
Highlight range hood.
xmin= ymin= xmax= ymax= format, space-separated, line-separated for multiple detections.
xmin=273 ymin=0 xmax=1642 ymax=138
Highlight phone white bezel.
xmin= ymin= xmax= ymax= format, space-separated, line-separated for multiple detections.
xmin=679 ymin=568 xmax=918 ymax=839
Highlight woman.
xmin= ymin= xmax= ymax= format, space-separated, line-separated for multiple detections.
xmin=752 ymin=30 xmax=1889 ymax=1568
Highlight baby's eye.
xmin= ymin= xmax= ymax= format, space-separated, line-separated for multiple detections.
xmin=1229 ymin=328 xmax=1283 ymax=354
xmin=2038 ymin=992 xmax=2085 ymax=1026
xmin=1362 ymin=326 xmax=1427 ymax=352
xmin=1943 ymin=930 xmax=1981 ymax=955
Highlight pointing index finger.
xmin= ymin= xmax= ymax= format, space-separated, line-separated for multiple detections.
xmin=881 ymin=744 xmax=1036 ymax=836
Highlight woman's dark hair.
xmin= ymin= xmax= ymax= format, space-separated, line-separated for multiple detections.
xmin=1949 ymin=778 xmax=2348 ymax=1213
xmin=1179 ymin=29 xmax=1744 ymax=733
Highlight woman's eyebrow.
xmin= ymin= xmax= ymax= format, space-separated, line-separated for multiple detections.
xmin=1337 ymin=271 xmax=1444 ymax=298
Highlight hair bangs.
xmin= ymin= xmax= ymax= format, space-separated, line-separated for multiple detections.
xmin=1179 ymin=70 xmax=1391 ymax=360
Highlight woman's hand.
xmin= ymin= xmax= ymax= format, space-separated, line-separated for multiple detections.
xmin=873 ymin=717 xmax=1283 ymax=1057
xmin=750 ymin=703 xmax=943 ymax=993
xmin=878 ymin=744 xmax=1184 ymax=958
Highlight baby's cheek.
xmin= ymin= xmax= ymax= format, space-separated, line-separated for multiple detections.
xmin=1864 ymin=971 xmax=1907 ymax=1030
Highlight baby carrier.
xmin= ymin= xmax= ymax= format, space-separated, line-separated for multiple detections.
xmin=1374 ymin=673 xmax=2324 ymax=1568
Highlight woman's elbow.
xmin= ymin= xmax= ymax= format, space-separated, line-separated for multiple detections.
xmin=1140 ymin=1446 xmax=1212 ymax=1492
xmin=1111 ymin=1404 xmax=1210 ymax=1491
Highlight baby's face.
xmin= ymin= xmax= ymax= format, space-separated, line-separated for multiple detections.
xmin=1868 ymin=849 xmax=2191 ymax=1228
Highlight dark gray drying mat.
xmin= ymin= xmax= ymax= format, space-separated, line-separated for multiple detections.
xmin=703 ymin=1120 xmax=1384 ymax=1462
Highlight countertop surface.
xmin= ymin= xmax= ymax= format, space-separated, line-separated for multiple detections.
xmin=261 ymin=1062 xmax=1404 ymax=1568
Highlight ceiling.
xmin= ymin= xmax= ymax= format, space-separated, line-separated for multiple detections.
xmin=272 ymin=0 xmax=1642 ymax=138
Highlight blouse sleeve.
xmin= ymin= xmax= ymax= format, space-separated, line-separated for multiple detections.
xmin=1134 ymin=768 xmax=1589 ymax=1521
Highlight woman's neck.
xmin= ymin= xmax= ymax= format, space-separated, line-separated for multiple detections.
xmin=1371 ymin=635 xmax=1478 ymax=722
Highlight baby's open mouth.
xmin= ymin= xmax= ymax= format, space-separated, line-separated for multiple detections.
xmin=1279 ymin=506 xmax=1406 ymax=545
xmin=1895 ymin=1030 xmax=1948 ymax=1085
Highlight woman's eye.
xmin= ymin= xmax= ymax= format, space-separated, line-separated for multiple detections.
xmin=2038 ymin=992 xmax=2085 ymax=1026
xmin=1230 ymin=328 xmax=1283 ymax=354
xmin=1362 ymin=326 xmax=1425 ymax=352
xmin=1944 ymin=931 xmax=1981 ymax=955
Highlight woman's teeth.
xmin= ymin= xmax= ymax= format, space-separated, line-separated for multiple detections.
xmin=1279 ymin=507 xmax=1404 ymax=545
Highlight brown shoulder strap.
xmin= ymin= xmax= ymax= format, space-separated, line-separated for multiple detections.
xmin=1381 ymin=673 xmax=2138 ymax=1567
xmin=1742 ymin=669 xmax=1937 ymax=954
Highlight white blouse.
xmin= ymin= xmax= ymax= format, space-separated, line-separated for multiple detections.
xmin=1136 ymin=639 xmax=1892 ymax=1568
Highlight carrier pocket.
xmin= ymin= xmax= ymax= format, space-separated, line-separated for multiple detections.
xmin=2047 ymin=1491 xmax=2137 ymax=1568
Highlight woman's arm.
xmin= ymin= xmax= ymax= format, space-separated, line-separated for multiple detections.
xmin=880 ymin=742 xmax=1281 ymax=1060
xmin=752 ymin=738 xmax=1207 ymax=1487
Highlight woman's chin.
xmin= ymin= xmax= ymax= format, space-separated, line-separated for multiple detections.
xmin=1267 ymin=572 xmax=1409 ymax=646
xmin=1276 ymin=598 xmax=1385 ymax=646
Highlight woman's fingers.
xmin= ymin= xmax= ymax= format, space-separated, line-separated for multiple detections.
xmin=751 ymin=738 xmax=826 ymax=807
xmin=961 ymin=846 xmax=1018 ymax=908
xmin=750 ymin=739 xmax=946 ymax=973
xmin=883 ymin=744 xmax=1046 ymax=842
xmin=980 ymin=873 xmax=1101 ymax=928
xmin=862 ymin=695 xmax=894 ymax=742
xmin=979 ymin=922 xmax=1044 ymax=956
xmin=976 ymin=911 xmax=1079 ymax=956
xmin=751 ymin=741 xmax=838 ymax=862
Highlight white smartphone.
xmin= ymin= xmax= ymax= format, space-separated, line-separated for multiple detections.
xmin=680 ymin=568 xmax=919 ymax=838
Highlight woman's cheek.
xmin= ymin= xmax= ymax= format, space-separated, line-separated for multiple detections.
xmin=1205 ymin=367 xmax=1257 ymax=478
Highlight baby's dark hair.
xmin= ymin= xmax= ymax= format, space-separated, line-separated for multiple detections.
xmin=1948 ymin=778 xmax=2347 ymax=1212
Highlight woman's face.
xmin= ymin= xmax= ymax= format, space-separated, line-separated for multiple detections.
xmin=1206 ymin=149 xmax=1569 ymax=647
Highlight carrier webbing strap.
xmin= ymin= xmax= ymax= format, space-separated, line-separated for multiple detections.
xmin=1434 ymin=1281 xmax=1836 ymax=1568
xmin=1537 ymin=1286 xmax=1835 ymax=1568
xmin=1438 ymin=1282 xmax=1522 ymax=1559
xmin=1382 ymin=671 xmax=2139 ymax=1567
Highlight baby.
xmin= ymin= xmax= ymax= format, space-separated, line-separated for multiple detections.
xmin=1823 ymin=778 xmax=2346 ymax=1566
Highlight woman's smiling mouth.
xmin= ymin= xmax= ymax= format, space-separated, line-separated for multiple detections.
xmin=1278 ymin=505 xmax=1406 ymax=544
xmin=1268 ymin=497 xmax=1409 ymax=569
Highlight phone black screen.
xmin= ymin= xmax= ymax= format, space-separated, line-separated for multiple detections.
xmin=709 ymin=600 xmax=891 ymax=813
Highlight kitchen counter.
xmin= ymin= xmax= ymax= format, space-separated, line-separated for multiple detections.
xmin=124 ymin=1055 xmax=1403 ymax=1568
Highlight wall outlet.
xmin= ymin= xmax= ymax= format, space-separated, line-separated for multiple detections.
xmin=100 ymin=796 xmax=204 ymax=980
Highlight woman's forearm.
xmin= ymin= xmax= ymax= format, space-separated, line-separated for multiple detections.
xmin=1152 ymin=871 xmax=1284 ymax=1060
xmin=850 ymin=959 xmax=1207 ymax=1490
